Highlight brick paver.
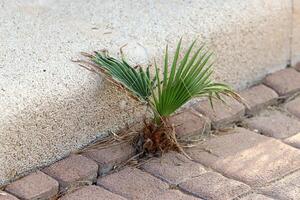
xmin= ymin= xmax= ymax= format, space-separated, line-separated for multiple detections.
xmin=141 ymin=152 xmax=206 ymax=185
xmin=259 ymin=170 xmax=300 ymax=200
xmin=244 ymin=109 xmax=300 ymax=139
xmin=154 ymin=190 xmax=201 ymax=200
xmin=285 ymin=96 xmax=300 ymax=119
xmin=97 ymin=167 xmax=169 ymax=200
xmin=187 ymin=127 xmax=300 ymax=186
xmin=83 ymin=142 xmax=135 ymax=175
xmin=263 ymin=68 xmax=300 ymax=96
xmin=194 ymin=96 xmax=245 ymax=129
xmin=240 ymin=84 xmax=278 ymax=115
xmin=0 ymin=192 xmax=18 ymax=200
xmin=179 ymin=172 xmax=250 ymax=200
xmin=42 ymin=154 xmax=98 ymax=191
xmin=284 ymin=133 xmax=300 ymax=149
xmin=169 ymin=109 xmax=211 ymax=140
xmin=239 ymin=193 xmax=273 ymax=200
xmin=59 ymin=185 xmax=126 ymax=200
xmin=5 ymin=171 xmax=58 ymax=200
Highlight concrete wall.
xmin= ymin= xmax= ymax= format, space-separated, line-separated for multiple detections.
xmin=0 ymin=0 xmax=297 ymax=185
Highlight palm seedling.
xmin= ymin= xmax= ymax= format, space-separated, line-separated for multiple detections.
xmin=79 ymin=39 xmax=241 ymax=155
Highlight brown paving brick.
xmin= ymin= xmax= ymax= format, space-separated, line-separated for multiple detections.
xmin=263 ymin=68 xmax=300 ymax=96
xmin=5 ymin=171 xmax=58 ymax=200
xmin=187 ymin=127 xmax=300 ymax=186
xmin=284 ymin=133 xmax=300 ymax=149
xmin=97 ymin=167 xmax=169 ymax=200
xmin=83 ymin=142 xmax=135 ymax=175
xmin=240 ymin=84 xmax=278 ymax=115
xmin=285 ymin=96 xmax=300 ymax=119
xmin=259 ymin=170 xmax=300 ymax=200
xmin=0 ymin=192 xmax=19 ymax=200
xmin=155 ymin=190 xmax=201 ymax=200
xmin=169 ymin=109 xmax=211 ymax=140
xmin=59 ymin=185 xmax=126 ymax=200
xmin=42 ymin=154 xmax=98 ymax=191
xmin=244 ymin=109 xmax=300 ymax=139
xmin=194 ymin=96 xmax=245 ymax=129
xmin=141 ymin=152 xmax=206 ymax=185
xmin=179 ymin=172 xmax=250 ymax=200
xmin=239 ymin=193 xmax=274 ymax=200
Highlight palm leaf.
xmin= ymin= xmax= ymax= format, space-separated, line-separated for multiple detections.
xmin=150 ymin=40 xmax=241 ymax=118
xmin=90 ymin=51 xmax=155 ymax=102
xmin=81 ymin=40 xmax=241 ymax=122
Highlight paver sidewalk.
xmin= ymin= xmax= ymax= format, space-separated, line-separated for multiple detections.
xmin=1 ymin=66 xmax=300 ymax=199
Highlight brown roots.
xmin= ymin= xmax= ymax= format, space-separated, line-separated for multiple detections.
xmin=133 ymin=119 xmax=191 ymax=159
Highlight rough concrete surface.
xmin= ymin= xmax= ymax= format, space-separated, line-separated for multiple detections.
xmin=0 ymin=0 xmax=297 ymax=184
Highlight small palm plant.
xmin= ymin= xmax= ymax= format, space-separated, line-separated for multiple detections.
xmin=80 ymin=39 xmax=241 ymax=155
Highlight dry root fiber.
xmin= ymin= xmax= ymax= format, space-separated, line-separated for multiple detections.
xmin=133 ymin=119 xmax=190 ymax=159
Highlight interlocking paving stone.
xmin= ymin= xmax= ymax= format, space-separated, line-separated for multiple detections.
xmin=141 ymin=152 xmax=206 ymax=185
xmin=179 ymin=172 xmax=251 ymax=200
xmin=0 ymin=191 xmax=19 ymax=200
xmin=97 ymin=167 xmax=169 ymax=200
xmin=259 ymin=170 xmax=300 ymax=200
xmin=285 ymin=96 xmax=300 ymax=119
xmin=42 ymin=154 xmax=98 ymax=191
xmin=239 ymin=193 xmax=274 ymax=200
xmin=83 ymin=142 xmax=135 ymax=175
xmin=5 ymin=171 xmax=58 ymax=200
xmin=194 ymin=96 xmax=245 ymax=129
xmin=244 ymin=109 xmax=300 ymax=139
xmin=169 ymin=109 xmax=211 ymax=140
xmin=263 ymin=68 xmax=300 ymax=96
xmin=284 ymin=133 xmax=300 ymax=149
xmin=155 ymin=190 xmax=201 ymax=200
xmin=187 ymin=127 xmax=300 ymax=186
xmin=59 ymin=185 xmax=126 ymax=200
xmin=240 ymin=84 xmax=278 ymax=115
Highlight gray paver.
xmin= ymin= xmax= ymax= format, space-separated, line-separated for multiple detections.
xmin=83 ymin=142 xmax=135 ymax=175
xmin=284 ymin=133 xmax=300 ymax=149
xmin=187 ymin=127 xmax=300 ymax=186
xmin=194 ymin=96 xmax=245 ymax=129
xmin=59 ymin=185 xmax=126 ymax=200
xmin=5 ymin=171 xmax=58 ymax=200
xmin=285 ymin=96 xmax=300 ymax=119
xmin=0 ymin=191 xmax=19 ymax=200
xmin=263 ymin=68 xmax=300 ymax=96
xmin=244 ymin=109 xmax=300 ymax=139
xmin=154 ymin=190 xmax=201 ymax=200
xmin=240 ymin=84 xmax=278 ymax=115
xmin=97 ymin=167 xmax=169 ymax=200
xmin=142 ymin=151 xmax=206 ymax=185
xmin=179 ymin=172 xmax=251 ymax=200
xmin=42 ymin=154 xmax=98 ymax=191
xmin=239 ymin=193 xmax=274 ymax=200
xmin=169 ymin=109 xmax=211 ymax=140
xmin=260 ymin=170 xmax=300 ymax=200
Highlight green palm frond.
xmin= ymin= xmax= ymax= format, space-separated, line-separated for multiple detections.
xmin=90 ymin=51 xmax=155 ymax=102
xmin=151 ymin=39 xmax=241 ymax=118
xmin=83 ymin=39 xmax=241 ymax=122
